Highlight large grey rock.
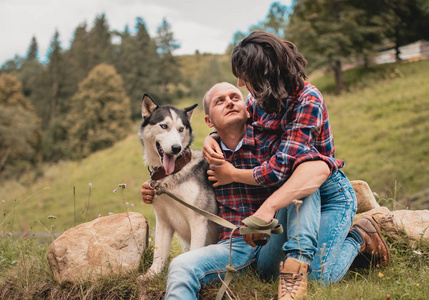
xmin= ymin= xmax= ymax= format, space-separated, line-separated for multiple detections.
xmin=350 ymin=180 xmax=380 ymax=213
xmin=355 ymin=207 xmax=429 ymax=243
xmin=47 ymin=212 xmax=148 ymax=283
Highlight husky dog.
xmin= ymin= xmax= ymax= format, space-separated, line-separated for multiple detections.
xmin=139 ymin=94 xmax=219 ymax=277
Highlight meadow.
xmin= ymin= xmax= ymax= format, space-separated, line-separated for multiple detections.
xmin=0 ymin=59 xmax=428 ymax=299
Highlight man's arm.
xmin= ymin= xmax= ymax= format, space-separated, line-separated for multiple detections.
xmin=254 ymin=160 xmax=330 ymax=222
xmin=242 ymin=160 xmax=329 ymax=247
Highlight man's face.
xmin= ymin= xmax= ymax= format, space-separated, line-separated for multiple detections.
xmin=204 ymin=83 xmax=249 ymax=131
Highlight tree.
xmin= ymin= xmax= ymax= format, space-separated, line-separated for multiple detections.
xmin=287 ymin=0 xmax=385 ymax=94
xmin=0 ymin=74 xmax=42 ymax=176
xmin=66 ymin=64 xmax=132 ymax=159
xmin=18 ymin=38 xmax=48 ymax=127
xmin=0 ymin=55 xmax=23 ymax=75
xmin=226 ymin=31 xmax=248 ymax=54
xmin=26 ymin=36 xmax=39 ymax=61
xmin=67 ymin=23 xmax=90 ymax=85
xmin=250 ymin=2 xmax=289 ymax=38
xmin=114 ymin=18 xmax=160 ymax=119
xmin=155 ymin=18 xmax=181 ymax=98
xmin=88 ymin=13 xmax=113 ymax=69
xmin=383 ymin=0 xmax=429 ymax=60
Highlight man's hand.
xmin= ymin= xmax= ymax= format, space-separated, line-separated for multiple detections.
xmin=203 ymin=135 xmax=224 ymax=165
xmin=242 ymin=232 xmax=266 ymax=247
xmin=242 ymin=208 xmax=276 ymax=247
xmin=141 ymin=180 xmax=155 ymax=204
xmin=207 ymin=161 xmax=236 ymax=187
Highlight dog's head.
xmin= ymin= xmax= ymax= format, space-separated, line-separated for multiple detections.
xmin=139 ymin=94 xmax=197 ymax=174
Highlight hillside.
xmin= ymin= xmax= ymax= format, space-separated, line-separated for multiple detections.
xmin=0 ymin=59 xmax=428 ymax=235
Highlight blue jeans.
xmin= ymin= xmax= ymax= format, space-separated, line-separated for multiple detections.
xmin=309 ymin=170 xmax=359 ymax=284
xmin=165 ymin=170 xmax=358 ymax=299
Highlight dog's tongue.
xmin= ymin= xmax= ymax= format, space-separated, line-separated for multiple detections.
xmin=163 ymin=154 xmax=175 ymax=175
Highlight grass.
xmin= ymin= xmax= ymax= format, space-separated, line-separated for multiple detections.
xmin=0 ymin=227 xmax=428 ymax=299
xmin=0 ymin=59 xmax=429 ymax=298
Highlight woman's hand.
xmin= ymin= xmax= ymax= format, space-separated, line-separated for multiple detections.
xmin=141 ymin=180 xmax=155 ymax=204
xmin=207 ymin=161 xmax=236 ymax=187
xmin=203 ymin=135 xmax=224 ymax=165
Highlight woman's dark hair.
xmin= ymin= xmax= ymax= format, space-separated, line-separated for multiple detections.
xmin=231 ymin=31 xmax=307 ymax=113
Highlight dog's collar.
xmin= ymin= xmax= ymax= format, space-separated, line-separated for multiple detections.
xmin=149 ymin=148 xmax=193 ymax=181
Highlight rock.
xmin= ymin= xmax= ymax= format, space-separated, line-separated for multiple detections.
xmin=350 ymin=180 xmax=380 ymax=213
xmin=355 ymin=207 xmax=429 ymax=243
xmin=47 ymin=212 xmax=148 ymax=283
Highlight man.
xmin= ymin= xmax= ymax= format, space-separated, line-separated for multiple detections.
xmin=142 ymin=82 xmax=390 ymax=299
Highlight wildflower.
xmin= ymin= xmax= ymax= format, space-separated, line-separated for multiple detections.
xmin=378 ymin=272 xmax=384 ymax=278
xmin=113 ymin=188 xmax=118 ymax=193
xmin=118 ymin=183 xmax=127 ymax=189
xmin=108 ymin=212 xmax=114 ymax=216
xmin=89 ymin=183 xmax=93 ymax=191
xmin=131 ymin=203 xmax=135 ymax=207
xmin=154 ymin=245 xmax=158 ymax=249
xmin=47 ymin=215 xmax=57 ymax=220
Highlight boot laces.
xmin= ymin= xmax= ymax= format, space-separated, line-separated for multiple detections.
xmin=279 ymin=271 xmax=303 ymax=297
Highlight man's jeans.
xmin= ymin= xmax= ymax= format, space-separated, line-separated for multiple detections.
xmin=165 ymin=170 xmax=358 ymax=299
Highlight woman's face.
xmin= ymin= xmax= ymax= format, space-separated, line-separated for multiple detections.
xmin=237 ymin=78 xmax=254 ymax=95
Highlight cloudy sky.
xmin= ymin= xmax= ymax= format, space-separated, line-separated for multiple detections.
xmin=0 ymin=0 xmax=290 ymax=65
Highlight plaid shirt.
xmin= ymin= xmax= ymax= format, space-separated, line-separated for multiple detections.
xmin=217 ymin=124 xmax=281 ymax=240
xmin=248 ymin=81 xmax=344 ymax=186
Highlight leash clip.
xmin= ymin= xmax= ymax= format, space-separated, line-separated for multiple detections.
xmin=149 ymin=180 xmax=159 ymax=190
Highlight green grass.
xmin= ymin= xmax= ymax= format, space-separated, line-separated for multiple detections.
xmin=0 ymin=233 xmax=428 ymax=299
xmin=317 ymin=60 xmax=429 ymax=201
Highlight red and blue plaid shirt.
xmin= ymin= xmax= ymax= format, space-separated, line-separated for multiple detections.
xmin=216 ymin=81 xmax=344 ymax=240
xmin=248 ymin=81 xmax=344 ymax=186
xmin=217 ymin=124 xmax=281 ymax=240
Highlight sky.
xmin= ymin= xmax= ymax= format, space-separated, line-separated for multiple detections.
xmin=0 ymin=0 xmax=290 ymax=65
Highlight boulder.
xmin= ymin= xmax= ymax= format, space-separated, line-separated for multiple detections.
xmin=355 ymin=207 xmax=429 ymax=243
xmin=350 ymin=180 xmax=380 ymax=213
xmin=47 ymin=212 xmax=148 ymax=283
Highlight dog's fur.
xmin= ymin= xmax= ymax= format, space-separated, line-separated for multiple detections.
xmin=139 ymin=94 xmax=219 ymax=277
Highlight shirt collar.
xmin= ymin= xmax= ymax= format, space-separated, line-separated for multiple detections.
xmin=219 ymin=123 xmax=256 ymax=152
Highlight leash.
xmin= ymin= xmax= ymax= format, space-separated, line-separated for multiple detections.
xmin=155 ymin=187 xmax=283 ymax=300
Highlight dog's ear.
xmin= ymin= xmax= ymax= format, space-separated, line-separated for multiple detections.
xmin=142 ymin=94 xmax=158 ymax=118
xmin=184 ymin=104 xmax=198 ymax=122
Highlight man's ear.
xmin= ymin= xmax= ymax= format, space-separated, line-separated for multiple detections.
xmin=204 ymin=115 xmax=214 ymax=128
xmin=246 ymin=110 xmax=250 ymax=119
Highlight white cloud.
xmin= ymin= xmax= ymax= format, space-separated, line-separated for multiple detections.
xmin=0 ymin=0 xmax=291 ymax=64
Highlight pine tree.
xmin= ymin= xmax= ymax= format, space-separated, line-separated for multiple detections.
xmin=155 ymin=18 xmax=181 ymax=99
xmin=0 ymin=74 xmax=42 ymax=176
xmin=26 ymin=36 xmax=39 ymax=61
xmin=66 ymin=64 xmax=132 ymax=159
xmin=68 ymin=23 xmax=90 ymax=85
xmin=88 ymin=13 xmax=113 ymax=69
xmin=114 ymin=18 xmax=160 ymax=119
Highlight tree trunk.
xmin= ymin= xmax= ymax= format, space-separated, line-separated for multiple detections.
xmin=333 ymin=60 xmax=344 ymax=95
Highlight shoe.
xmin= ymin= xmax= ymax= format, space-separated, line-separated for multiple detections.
xmin=351 ymin=216 xmax=391 ymax=267
xmin=278 ymin=258 xmax=308 ymax=300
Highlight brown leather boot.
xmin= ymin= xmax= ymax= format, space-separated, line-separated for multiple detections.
xmin=278 ymin=258 xmax=308 ymax=300
xmin=351 ymin=216 xmax=391 ymax=267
